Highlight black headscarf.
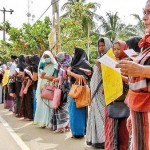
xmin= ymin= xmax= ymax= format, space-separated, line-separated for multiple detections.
xmin=126 ymin=36 xmax=142 ymax=53
xmin=71 ymin=47 xmax=92 ymax=81
xmin=25 ymin=55 xmax=33 ymax=66
xmin=17 ymin=55 xmax=27 ymax=72
xmin=30 ymin=54 xmax=40 ymax=66
xmin=11 ymin=55 xmax=17 ymax=60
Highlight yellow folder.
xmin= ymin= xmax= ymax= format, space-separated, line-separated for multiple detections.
xmin=101 ymin=48 xmax=123 ymax=105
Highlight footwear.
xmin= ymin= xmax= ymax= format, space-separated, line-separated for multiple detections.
xmin=24 ymin=118 xmax=33 ymax=121
xmin=54 ymin=129 xmax=66 ymax=133
xmin=72 ymin=135 xmax=84 ymax=139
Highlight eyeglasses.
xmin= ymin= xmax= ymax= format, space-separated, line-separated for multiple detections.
xmin=143 ymin=9 xmax=150 ymax=16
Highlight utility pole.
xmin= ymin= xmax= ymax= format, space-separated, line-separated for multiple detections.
xmin=0 ymin=7 xmax=14 ymax=41
xmin=51 ymin=0 xmax=61 ymax=52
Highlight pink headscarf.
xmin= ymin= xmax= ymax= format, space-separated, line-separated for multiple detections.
xmin=117 ymin=40 xmax=128 ymax=51
xmin=114 ymin=40 xmax=128 ymax=60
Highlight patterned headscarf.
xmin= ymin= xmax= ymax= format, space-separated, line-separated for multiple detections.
xmin=114 ymin=40 xmax=128 ymax=59
xmin=56 ymin=52 xmax=72 ymax=67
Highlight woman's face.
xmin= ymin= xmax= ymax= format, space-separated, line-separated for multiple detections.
xmin=113 ymin=43 xmax=124 ymax=60
xmin=98 ymin=42 xmax=105 ymax=53
xmin=43 ymin=54 xmax=51 ymax=64
xmin=43 ymin=54 xmax=49 ymax=59
xmin=143 ymin=0 xmax=150 ymax=33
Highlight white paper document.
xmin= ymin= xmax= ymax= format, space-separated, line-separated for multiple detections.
xmin=98 ymin=55 xmax=120 ymax=73
xmin=15 ymin=68 xmax=19 ymax=73
xmin=124 ymin=49 xmax=138 ymax=59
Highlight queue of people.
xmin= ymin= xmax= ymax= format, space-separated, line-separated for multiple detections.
xmin=1 ymin=0 xmax=150 ymax=149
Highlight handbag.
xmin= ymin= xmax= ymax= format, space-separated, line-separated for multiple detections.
xmin=75 ymin=77 xmax=91 ymax=108
xmin=41 ymin=84 xmax=56 ymax=100
xmin=108 ymin=102 xmax=130 ymax=119
xmin=8 ymin=79 xmax=16 ymax=94
xmin=68 ymin=78 xmax=83 ymax=98
xmin=52 ymin=85 xmax=62 ymax=109
xmin=61 ymin=79 xmax=70 ymax=103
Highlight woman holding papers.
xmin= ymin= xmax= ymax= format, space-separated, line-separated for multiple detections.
xmin=116 ymin=0 xmax=150 ymax=149
xmin=86 ymin=37 xmax=112 ymax=149
xmin=105 ymin=40 xmax=129 ymax=150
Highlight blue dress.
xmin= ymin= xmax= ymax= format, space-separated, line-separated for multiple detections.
xmin=69 ymin=97 xmax=86 ymax=137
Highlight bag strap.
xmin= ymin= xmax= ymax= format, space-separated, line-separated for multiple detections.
xmin=42 ymin=99 xmax=52 ymax=109
xmin=91 ymin=80 xmax=102 ymax=99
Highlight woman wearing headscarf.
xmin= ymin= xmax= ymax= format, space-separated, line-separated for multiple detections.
xmin=86 ymin=37 xmax=112 ymax=149
xmin=21 ymin=55 xmax=34 ymax=121
xmin=48 ymin=52 xmax=72 ymax=132
xmin=67 ymin=47 xmax=92 ymax=138
xmin=105 ymin=40 xmax=129 ymax=150
xmin=15 ymin=55 xmax=27 ymax=117
xmin=30 ymin=54 xmax=40 ymax=117
xmin=34 ymin=50 xmax=58 ymax=127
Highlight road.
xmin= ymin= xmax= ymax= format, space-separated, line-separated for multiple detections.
xmin=0 ymin=104 xmax=101 ymax=150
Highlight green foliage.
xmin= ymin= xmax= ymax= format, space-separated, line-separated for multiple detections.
xmin=0 ymin=1 xmax=145 ymax=65
xmin=97 ymin=12 xmax=137 ymax=42
xmin=60 ymin=0 xmax=100 ymax=58
xmin=0 ymin=17 xmax=52 ymax=62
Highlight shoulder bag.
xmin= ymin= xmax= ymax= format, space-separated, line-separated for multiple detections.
xmin=52 ymin=79 xmax=62 ymax=109
xmin=75 ymin=77 xmax=91 ymax=108
xmin=108 ymin=101 xmax=130 ymax=119
xmin=68 ymin=77 xmax=83 ymax=98
xmin=41 ymin=83 xmax=56 ymax=100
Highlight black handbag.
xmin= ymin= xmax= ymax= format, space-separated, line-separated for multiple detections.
xmin=108 ymin=102 xmax=130 ymax=119
xmin=61 ymin=79 xmax=70 ymax=103
xmin=8 ymin=79 xmax=16 ymax=93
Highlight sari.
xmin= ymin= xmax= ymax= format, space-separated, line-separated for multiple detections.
xmin=86 ymin=37 xmax=112 ymax=148
xmin=34 ymin=51 xmax=58 ymax=127
xmin=104 ymin=40 xmax=129 ymax=150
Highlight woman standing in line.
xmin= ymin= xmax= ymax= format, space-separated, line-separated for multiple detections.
xmin=30 ymin=54 xmax=40 ymax=117
xmin=34 ymin=51 xmax=58 ymax=127
xmin=67 ymin=47 xmax=92 ymax=138
xmin=116 ymin=1 xmax=150 ymax=149
xmin=22 ymin=55 xmax=34 ymax=121
xmin=105 ymin=40 xmax=129 ymax=150
xmin=86 ymin=37 xmax=112 ymax=149
xmin=48 ymin=52 xmax=72 ymax=132
xmin=15 ymin=55 xmax=27 ymax=117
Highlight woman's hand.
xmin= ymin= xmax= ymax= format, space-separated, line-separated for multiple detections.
xmin=23 ymin=88 xmax=28 ymax=94
xmin=53 ymin=77 xmax=59 ymax=82
xmin=83 ymin=69 xmax=92 ymax=76
xmin=96 ymin=61 xmax=101 ymax=70
xmin=40 ymin=72 xmax=46 ymax=79
xmin=67 ymin=67 xmax=72 ymax=71
xmin=116 ymin=60 xmax=143 ymax=77
xmin=67 ymin=69 xmax=71 ymax=76
xmin=126 ymin=116 xmax=132 ymax=133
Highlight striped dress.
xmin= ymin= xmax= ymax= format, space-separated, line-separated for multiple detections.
xmin=127 ymin=49 xmax=150 ymax=149
xmin=130 ymin=110 xmax=150 ymax=150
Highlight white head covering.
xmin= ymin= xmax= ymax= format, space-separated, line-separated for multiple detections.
xmin=40 ymin=50 xmax=58 ymax=70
